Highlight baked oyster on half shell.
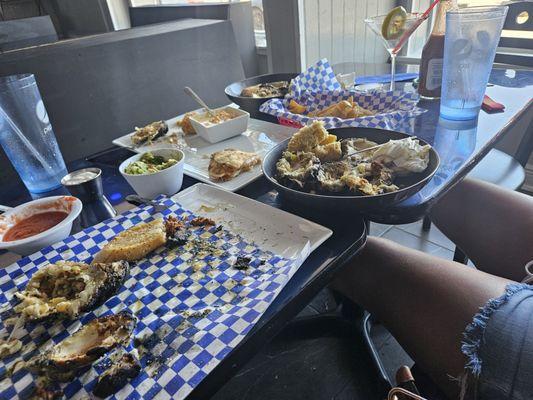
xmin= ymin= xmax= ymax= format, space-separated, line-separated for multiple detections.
xmin=13 ymin=260 xmax=129 ymax=322
xmin=131 ymin=121 xmax=169 ymax=146
xmin=27 ymin=312 xmax=136 ymax=381
xmin=276 ymin=151 xmax=320 ymax=189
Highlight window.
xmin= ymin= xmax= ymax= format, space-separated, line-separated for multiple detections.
xmin=129 ymin=0 xmax=266 ymax=47
xmin=252 ymin=0 xmax=266 ymax=47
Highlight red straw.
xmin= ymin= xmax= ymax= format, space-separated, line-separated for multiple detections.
xmin=392 ymin=0 xmax=441 ymax=54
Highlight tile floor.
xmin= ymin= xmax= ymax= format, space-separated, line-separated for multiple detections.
xmin=213 ymin=221 xmax=460 ymax=399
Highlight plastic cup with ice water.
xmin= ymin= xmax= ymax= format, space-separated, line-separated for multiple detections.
xmin=0 ymin=74 xmax=68 ymax=193
xmin=440 ymin=6 xmax=508 ymax=120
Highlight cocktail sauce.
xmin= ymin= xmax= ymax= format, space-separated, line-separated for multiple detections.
xmin=3 ymin=211 xmax=68 ymax=242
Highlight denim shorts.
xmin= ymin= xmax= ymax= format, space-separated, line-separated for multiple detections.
xmin=461 ymin=282 xmax=533 ymax=399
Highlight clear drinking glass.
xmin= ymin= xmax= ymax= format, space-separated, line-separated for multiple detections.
xmin=440 ymin=6 xmax=508 ymax=120
xmin=0 ymin=74 xmax=67 ymax=193
xmin=365 ymin=12 xmax=420 ymax=91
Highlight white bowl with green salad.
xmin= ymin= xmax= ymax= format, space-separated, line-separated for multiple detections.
xmin=119 ymin=148 xmax=185 ymax=199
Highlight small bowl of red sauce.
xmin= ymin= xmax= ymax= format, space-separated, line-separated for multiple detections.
xmin=0 ymin=196 xmax=82 ymax=256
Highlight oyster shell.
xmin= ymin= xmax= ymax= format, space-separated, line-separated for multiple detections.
xmin=0 ymin=338 xmax=22 ymax=360
xmin=14 ymin=261 xmax=129 ymax=322
xmin=28 ymin=312 xmax=136 ymax=381
xmin=28 ymin=379 xmax=63 ymax=400
xmin=93 ymin=353 xmax=141 ymax=398
xmin=341 ymin=138 xmax=378 ymax=160
xmin=131 ymin=121 xmax=169 ymax=146
xmin=276 ymin=151 xmax=320 ymax=189
xmin=311 ymin=160 xmax=351 ymax=192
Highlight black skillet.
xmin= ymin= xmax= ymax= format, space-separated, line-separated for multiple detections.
xmin=262 ymin=127 xmax=440 ymax=210
xmin=225 ymin=73 xmax=298 ymax=120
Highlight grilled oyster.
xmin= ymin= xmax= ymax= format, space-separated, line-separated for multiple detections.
xmin=14 ymin=260 xmax=129 ymax=322
xmin=341 ymin=172 xmax=377 ymax=195
xmin=0 ymin=338 xmax=22 ymax=360
xmin=131 ymin=120 xmax=169 ymax=146
xmin=276 ymin=151 xmax=320 ymax=189
xmin=341 ymin=138 xmax=378 ymax=161
xmin=28 ymin=312 xmax=136 ymax=381
xmin=93 ymin=353 xmax=141 ymax=398
xmin=311 ymin=160 xmax=350 ymax=192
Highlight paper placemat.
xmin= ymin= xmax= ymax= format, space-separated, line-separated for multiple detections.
xmin=0 ymin=197 xmax=312 ymax=399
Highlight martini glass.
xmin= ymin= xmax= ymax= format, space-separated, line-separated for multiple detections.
xmin=365 ymin=12 xmax=421 ymax=91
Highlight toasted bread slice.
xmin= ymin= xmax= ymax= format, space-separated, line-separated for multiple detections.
xmin=287 ymin=121 xmax=329 ymax=153
xmin=320 ymin=134 xmax=337 ymax=145
xmin=92 ymin=219 xmax=166 ymax=264
xmin=177 ymin=112 xmax=197 ymax=135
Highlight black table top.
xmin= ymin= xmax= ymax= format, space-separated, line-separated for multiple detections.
xmin=2 ymin=65 xmax=531 ymax=224
xmin=0 ymin=146 xmax=368 ymax=399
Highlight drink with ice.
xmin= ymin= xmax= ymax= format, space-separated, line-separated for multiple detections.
xmin=440 ymin=6 xmax=508 ymax=120
xmin=0 ymin=74 xmax=67 ymax=193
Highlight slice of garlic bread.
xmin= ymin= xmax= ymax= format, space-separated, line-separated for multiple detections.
xmin=92 ymin=219 xmax=166 ymax=263
xmin=287 ymin=121 xmax=329 ymax=153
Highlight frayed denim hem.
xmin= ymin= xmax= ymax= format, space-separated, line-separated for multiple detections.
xmin=461 ymin=283 xmax=532 ymax=377
xmin=458 ymin=283 xmax=532 ymax=399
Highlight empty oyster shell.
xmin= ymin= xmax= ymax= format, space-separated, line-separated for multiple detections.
xmin=93 ymin=353 xmax=141 ymax=398
xmin=14 ymin=260 xmax=129 ymax=322
xmin=28 ymin=312 xmax=136 ymax=381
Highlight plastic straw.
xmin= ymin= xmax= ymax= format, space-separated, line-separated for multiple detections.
xmin=0 ymin=105 xmax=55 ymax=173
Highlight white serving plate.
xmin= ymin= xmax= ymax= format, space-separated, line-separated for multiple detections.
xmin=173 ymin=183 xmax=332 ymax=260
xmin=112 ymin=108 xmax=297 ymax=192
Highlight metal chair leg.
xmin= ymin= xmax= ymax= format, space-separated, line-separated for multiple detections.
xmin=453 ymin=246 xmax=468 ymax=264
xmin=361 ymin=312 xmax=394 ymax=389
xmin=422 ymin=216 xmax=432 ymax=232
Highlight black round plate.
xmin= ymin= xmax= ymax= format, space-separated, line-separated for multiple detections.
xmin=262 ymin=127 xmax=440 ymax=210
xmin=225 ymin=73 xmax=299 ymax=119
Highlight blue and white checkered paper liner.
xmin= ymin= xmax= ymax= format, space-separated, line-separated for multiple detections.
xmin=260 ymin=58 xmax=426 ymax=130
xmin=0 ymin=197 xmax=306 ymax=399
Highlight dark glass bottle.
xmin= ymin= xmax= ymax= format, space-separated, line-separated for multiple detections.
xmin=418 ymin=0 xmax=452 ymax=98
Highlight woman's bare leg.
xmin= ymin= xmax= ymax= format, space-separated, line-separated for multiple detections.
xmin=333 ymin=236 xmax=512 ymax=398
xmin=430 ymin=178 xmax=533 ymax=281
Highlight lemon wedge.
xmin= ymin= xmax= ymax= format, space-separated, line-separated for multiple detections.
xmin=381 ymin=6 xmax=407 ymax=40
